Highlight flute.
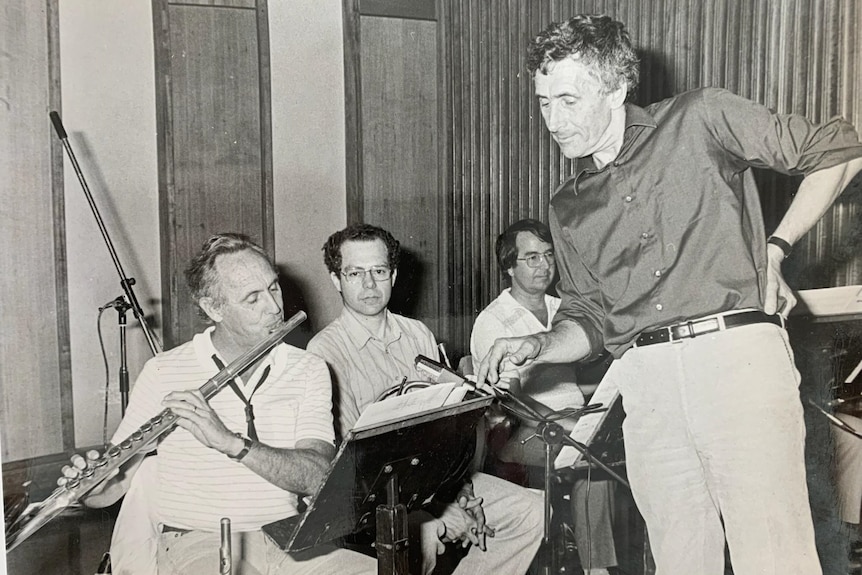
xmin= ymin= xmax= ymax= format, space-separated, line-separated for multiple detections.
xmin=5 ymin=311 xmax=306 ymax=552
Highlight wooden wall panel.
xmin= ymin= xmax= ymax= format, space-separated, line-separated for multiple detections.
xmin=358 ymin=16 xmax=440 ymax=331
xmin=154 ymin=0 xmax=273 ymax=347
xmin=438 ymin=0 xmax=862 ymax=355
xmin=0 ymin=0 xmax=72 ymax=461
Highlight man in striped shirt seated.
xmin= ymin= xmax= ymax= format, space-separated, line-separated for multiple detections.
xmin=63 ymin=233 xmax=377 ymax=575
xmin=308 ymin=224 xmax=544 ymax=575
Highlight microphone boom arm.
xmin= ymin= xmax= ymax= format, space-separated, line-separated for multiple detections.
xmin=49 ymin=111 xmax=161 ymax=356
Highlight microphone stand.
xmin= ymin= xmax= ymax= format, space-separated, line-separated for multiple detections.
xmin=502 ymin=391 xmax=630 ymax=547
xmin=50 ymin=111 xmax=162 ymax=411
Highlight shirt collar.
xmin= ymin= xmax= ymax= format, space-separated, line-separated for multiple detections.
xmin=338 ymin=307 xmax=403 ymax=350
xmin=193 ymin=325 xmax=282 ymax=382
xmin=568 ymin=102 xmax=658 ymax=189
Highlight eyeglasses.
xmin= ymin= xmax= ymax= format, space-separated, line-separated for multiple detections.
xmin=517 ymin=251 xmax=555 ymax=268
xmin=340 ymin=266 xmax=392 ymax=284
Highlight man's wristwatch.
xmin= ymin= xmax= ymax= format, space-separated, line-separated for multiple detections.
xmin=767 ymin=235 xmax=793 ymax=259
xmin=228 ymin=436 xmax=254 ymax=461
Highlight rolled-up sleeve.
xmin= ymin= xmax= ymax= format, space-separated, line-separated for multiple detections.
xmin=704 ymin=88 xmax=862 ymax=176
xmin=549 ymin=206 xmax=606 ymax=361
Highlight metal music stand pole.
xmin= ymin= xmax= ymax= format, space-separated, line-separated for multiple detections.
xmin=49 ymin=111 xmax=162 ymax=359
xmin=510 ymin=394 xmax=630 ymax=544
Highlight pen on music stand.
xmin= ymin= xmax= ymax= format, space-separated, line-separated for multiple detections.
xmin=438 ymin=343 xmax=452 ymax=370
xmin=846 ymin=357 xmax=862 ymax=385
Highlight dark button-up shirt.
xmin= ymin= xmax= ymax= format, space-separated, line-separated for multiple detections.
xmin=550 ymin=87 xmax=862 ymax=359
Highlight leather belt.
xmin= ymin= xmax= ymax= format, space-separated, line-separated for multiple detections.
xmin=634 ymin=310 xmax=783 ymax=347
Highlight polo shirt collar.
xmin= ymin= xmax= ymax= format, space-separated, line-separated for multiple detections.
xmin=339 ymin=307 xmax=403 ymax=350
xmin=192 ymin=325 xmax=283 ymax=384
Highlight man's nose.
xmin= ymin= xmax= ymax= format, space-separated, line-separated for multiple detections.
xmin=545 ymin=103 xmax=563 ymax=133
xmin=361 ymin=271 xmax=376 ymax=288
xmin=264 ymin=290 xmax=282 ymax=314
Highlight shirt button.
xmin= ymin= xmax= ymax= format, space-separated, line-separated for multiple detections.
xmin=624 ymin=195 xmax=633 ymax=202
xmin=655 ymin=304 xmax=663 ymax=311
xmin=654 ymin=270 xmax=662 ymax=277
xmin=641 ymin=232 xmax=650 ymax=239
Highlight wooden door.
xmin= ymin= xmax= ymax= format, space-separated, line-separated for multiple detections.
xmin=153 ymin=0 xmax=274 ymax=347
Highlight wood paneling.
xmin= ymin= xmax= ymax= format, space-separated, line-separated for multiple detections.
xmin=0 ymin=0 xmax=72 ymax=461
xmin=154 ymin=0 xmax=273 ymax=347
xmin=360 ymin=0 xmax=436 ymax=20
xmin=344 ymin=9 xmax=441 ymax=333
xmin=437 ymin=0 xmax=862 ymax=355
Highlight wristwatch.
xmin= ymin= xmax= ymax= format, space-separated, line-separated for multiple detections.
xmin=767 ymin=235 xmax=792 ymax=259
xmin=228 ymin=436 xmax=254 ymax=462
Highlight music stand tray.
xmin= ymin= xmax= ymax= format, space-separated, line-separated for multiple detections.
xmin=262 ymin=395 xmax=493 ymax=555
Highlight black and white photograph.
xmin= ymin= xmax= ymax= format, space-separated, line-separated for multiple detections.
xmin=2 ymin=1 xmax=862 ymax=574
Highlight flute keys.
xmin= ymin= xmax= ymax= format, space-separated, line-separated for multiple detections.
xmin=107 ymin=446 xmax=121 ymax=458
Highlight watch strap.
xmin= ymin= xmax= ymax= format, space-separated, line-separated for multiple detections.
xmin=767 ymin=235 xmax=792 ymax=259
xmin=228 ymin=436 xmax=253 ymax=461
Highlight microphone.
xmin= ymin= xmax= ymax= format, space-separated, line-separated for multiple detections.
xmin=49 ymin=111 xmax=67 ymax=140
xmin=100 ymin=296 xmax=127 ymax=311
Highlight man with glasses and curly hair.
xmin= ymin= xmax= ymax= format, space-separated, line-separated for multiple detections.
xmin=308 ymin=223 xmax=543 ymax=575
xmin=477 ymin=13 xmax=862 ymax=575
xmin=471 ymin=218 xmax=616 ymax=575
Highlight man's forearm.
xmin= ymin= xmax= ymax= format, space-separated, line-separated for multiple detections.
xmin=534 ymin=319 xmax=592 ymax=364
xmin=238 ymin=442 xmax=333 ymax=495
xmin=772 ymin=157 xmax=862 ymax=244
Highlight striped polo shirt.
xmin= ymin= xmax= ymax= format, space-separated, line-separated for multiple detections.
xmin=111 ymin=327 xmax=334 ymax=532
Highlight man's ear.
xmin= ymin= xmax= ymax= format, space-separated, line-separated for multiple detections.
xmin=329 ymin=271 xmax=343 ymax=293
xmin=198 ymin=297 xmax=222 ymax=323
xmin=608 ymin=80 xmax=627 ymax=109
xmin=391 ymin=269 xmax=398 ymax=287
xmin=507 ymin=267 xmax=515 ymax=279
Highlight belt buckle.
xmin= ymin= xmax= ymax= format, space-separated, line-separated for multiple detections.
xmin=671 ymin=321 xmax=694 ymax=342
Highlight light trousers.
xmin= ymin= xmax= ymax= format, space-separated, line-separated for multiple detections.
xmin=447 ymin=472 xmax=544 ymax=575
xmin=833 ymin=412 xmax=862 ymax=525
xmin=158 ymin=529 xmax=377 ymax=575
xmin=608 ymin=322 xmax=821 ymax=575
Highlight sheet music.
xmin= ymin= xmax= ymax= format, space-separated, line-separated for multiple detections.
xmin=353 ymin=383 xmax=470 ymax=430
xmin=554 ymin=376 xmax=620 ymax=469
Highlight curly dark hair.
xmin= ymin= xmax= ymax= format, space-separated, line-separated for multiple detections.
xmin=184 ymin=233 xmax=273 ymax=317
xmin=496 ymin=219 xmax=554 ymax=279
xmin=322 ymin=224 xmax=401 ymax=274
xmin=527 ymin=14 xmax=639 ymax=96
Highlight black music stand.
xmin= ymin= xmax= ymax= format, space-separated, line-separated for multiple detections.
xmin=263 ymin=394 xmax=494 ymax=575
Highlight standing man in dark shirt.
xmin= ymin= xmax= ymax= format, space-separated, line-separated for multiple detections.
xmin=477 ymin=14 xmax=862 ymax=575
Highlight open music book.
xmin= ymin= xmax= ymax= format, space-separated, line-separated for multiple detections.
xmin=352 ymin=382 xmax=472 ymax=431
